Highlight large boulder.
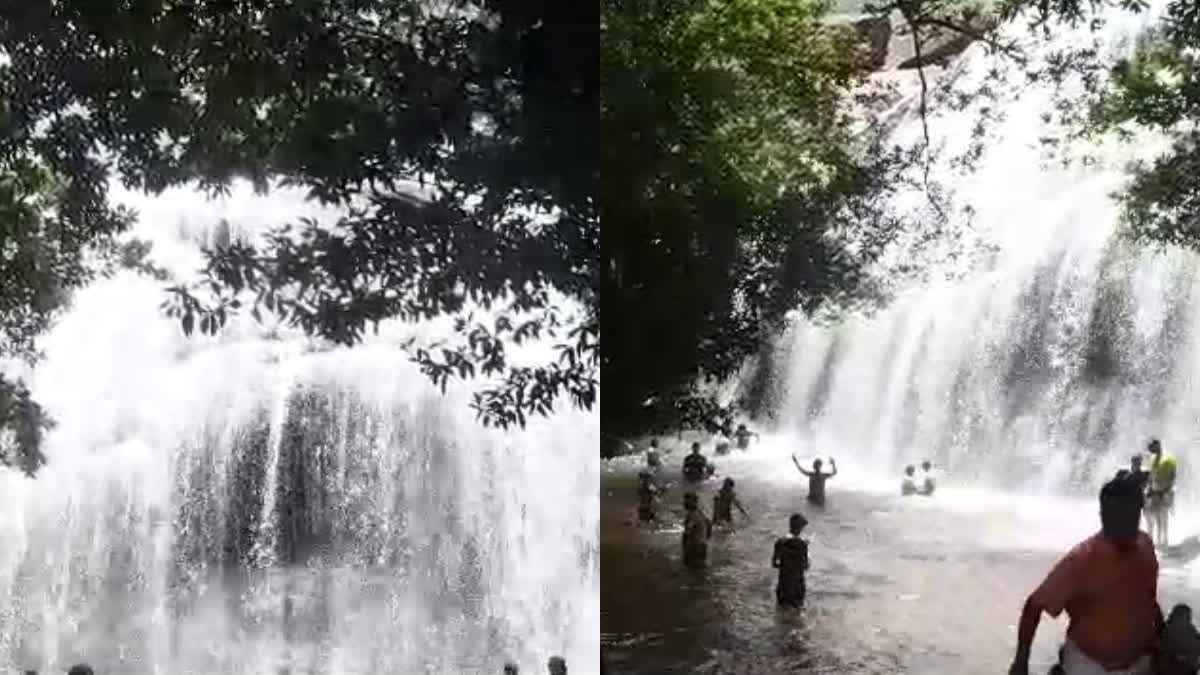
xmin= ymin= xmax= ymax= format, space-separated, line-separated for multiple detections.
xmin=890 ymin=11 xmax=1000 ymax=70
xmin=853 ymin=15 xmax=892 ymax=71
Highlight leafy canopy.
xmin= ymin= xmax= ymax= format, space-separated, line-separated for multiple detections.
xmin=602 ymin=0 xmax=916 ymax=440
xmin=0 ymin=0 xmax=596 ymax=473
xmin=880 ymin=0 xmax=1200 ymax=251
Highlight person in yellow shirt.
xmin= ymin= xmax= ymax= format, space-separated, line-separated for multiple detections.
xmin=1147 ymin=439 xmax=1178 ymax=547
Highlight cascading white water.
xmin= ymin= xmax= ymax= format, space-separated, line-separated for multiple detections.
xmin=767 ymin=4 xmax=1199 ymax=500
xmin=0 ymin=184 xmax=599 ymax=674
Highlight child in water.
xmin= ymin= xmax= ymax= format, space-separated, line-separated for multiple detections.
xmin=792 ymin=455 xmax=837 ymax=506
xmin=772 ymin=513 xmax=810 ymax=608
xmin=712 ymin=477 xmax=749 ymax=525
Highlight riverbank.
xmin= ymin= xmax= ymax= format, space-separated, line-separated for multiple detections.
xmin=601 ymin=450 xmax=1200 ymax=674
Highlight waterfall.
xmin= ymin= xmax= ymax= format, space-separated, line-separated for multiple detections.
xmin=766 ymin=4 xmax=1197 ymax=498
xmin=0 ymin=185 xmax=599 ymax=673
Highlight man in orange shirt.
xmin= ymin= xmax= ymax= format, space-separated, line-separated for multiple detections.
xmin=1008 ymin=474 xmax=1164 ymax=675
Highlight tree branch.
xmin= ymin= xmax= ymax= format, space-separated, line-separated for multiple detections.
xmin=907 ymin=19 xmax=947 ymax=220
xmin=913 ymin=15 xmax=1027 ymax=64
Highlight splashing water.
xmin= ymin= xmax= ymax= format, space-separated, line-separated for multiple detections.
xmin=766 ymin=4 xmax=1195 ymax=503
xmin=0 ymin=184 xmax=599 ymax=674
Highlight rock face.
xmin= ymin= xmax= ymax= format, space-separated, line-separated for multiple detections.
xmin=837 ymin=10 xmax=999 ymax=73
xmin=892 ymin=13 xmax=1000 ymax=70
xmin=852 ymin=16 xmax=893 ymax=71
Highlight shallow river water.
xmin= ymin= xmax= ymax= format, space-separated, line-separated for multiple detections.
xmin=601 ymin=442 xmax=1200 ymax=674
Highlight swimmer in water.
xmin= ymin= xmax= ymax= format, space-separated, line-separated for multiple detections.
xmin=792 ymin=454 xmax=837 ymax=506
xmin=548 ymin=656 xmax=567 ymax=675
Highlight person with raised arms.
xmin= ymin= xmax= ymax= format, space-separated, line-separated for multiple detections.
xmin=792 ymin=455 xmax=837 ymax=506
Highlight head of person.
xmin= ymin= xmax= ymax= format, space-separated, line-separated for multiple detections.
xmin=789 ymin=513 xmax=808 ymax=535
xmin=1148 ymin=439 xmax=1162 ymax=457
xmin=68 ymin=666 xmax=95 ymax=675
xmin=650 ymin=439 xmax=658 ymax=449
xmin=737 ymin=424 xmax=747 ymax=432
xmin=921 ymin=460 xmax=931 ymax=471
xmin=1131 ymin=454 xmax=1143 ymax=471
xmin=548 ymin=655 xmax=567 ymax=675
xmin=722 ymin=477 xmax=735 ymax=491
xmin=1169 ymin=603 xmax=1193 ymax=625
xmin=1099 ymin=474 xmax=1144 ymax=547
xmin=504 ymin=662 xmax=519 ymax=675
xmin=690 ymin=442 xmax=701 ymax=455
xmin=905 ymin=465 xmax=915 ymax=476
xmin=812 ymin=458 xmax=823 ymax=471
xmin=684 ymin=492 xmax=698 ymax=511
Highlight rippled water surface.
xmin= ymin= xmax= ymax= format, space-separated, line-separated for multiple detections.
xmin=602 ymin=448 xmax=1200 ymax=674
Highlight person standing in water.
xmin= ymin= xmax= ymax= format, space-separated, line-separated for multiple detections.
xmin=919 ymin=460 xmax=936 ymax=496
xmin=792 ymin=455 xmax=837 ymax=506
xmin=682 ymin=442 xmax=713 ymax=482
xmin=901 ymin=465 xmax=918 ymax=496
xmin=712 ymin=477 xmax=749 ymax=525
xmin=772 ymin=513 xmax=810 ymax=608
xmin=1007 ymin=473 xmax=1162 ymax=675
xmin=1147 ymin=438 xmax=1178 ymax=547
xmin=636 ymin=470 xmax=661 ymax=523
xmin=682 ymin=492 xmax=712 ymax=569
xmin=734 ymin=424 xmax=758 ymax=450
xmin=646 ymin=439 xmax=662 ymax=471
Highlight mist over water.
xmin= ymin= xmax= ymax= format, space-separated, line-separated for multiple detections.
xmin=0 ymin=185 xmax=599 ymax=674
xmin=764 ymin=2 xmax=1197 ymax=504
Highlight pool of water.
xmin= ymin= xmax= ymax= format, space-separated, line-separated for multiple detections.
xmin=601 ymin=447 xmax=1200 ymax=674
